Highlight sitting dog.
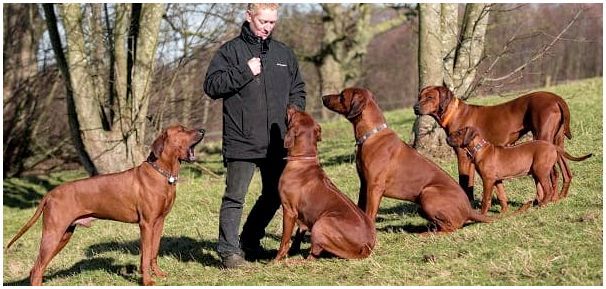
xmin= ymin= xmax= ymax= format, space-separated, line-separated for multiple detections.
xmin=447 ymin=126 xmax=592 ymax=214
xmin=322 ymin=88 xmax=490 ymax=232
xmin=6 ymin=125 xmax=205 ymax=286
xmin=275 ymin=105 xmax=375 ymax=260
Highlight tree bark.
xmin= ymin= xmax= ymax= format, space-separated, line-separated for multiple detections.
xmin=452 ymin=4 xmax=491 ymax=98
xmin=43 ymin=3 xmax=164 ymax=174
xmin=315 ymin=4 xmax=411 ymax=120
xmin=43 ymin=3 xmax=98 ymax=175
xmin=414 ymin=3 xmax=451 ymax=156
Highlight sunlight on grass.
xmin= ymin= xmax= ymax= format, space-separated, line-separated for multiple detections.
xmin=3 ymin=78 xmax=602 ymax=285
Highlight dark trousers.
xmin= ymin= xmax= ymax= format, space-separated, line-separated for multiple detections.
xmin=217 ymin=157 xmax=285 ymax=258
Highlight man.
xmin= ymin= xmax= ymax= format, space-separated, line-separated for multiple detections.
xmin=204 ymin=3 xmax=306 ymax=269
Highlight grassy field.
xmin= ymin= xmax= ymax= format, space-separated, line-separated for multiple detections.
xmin=3 ymin=78 xmax=602 ymax=285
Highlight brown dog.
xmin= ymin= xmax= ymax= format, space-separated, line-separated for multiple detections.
xmin=414 ymin=86 xmax=589 ymax=203
xmin=322 ymin=88 xmax=490 ymax=232
xmin=275 ymin=105 xmax=375 ymax=260
xmin=447 ymin=126 xmax=592 ymax=214
xmin=5 ymin=125 xmax=205 ymax=286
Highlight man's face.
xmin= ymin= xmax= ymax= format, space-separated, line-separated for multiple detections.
xmin=246 ymin=8 xmax=278 ymax=40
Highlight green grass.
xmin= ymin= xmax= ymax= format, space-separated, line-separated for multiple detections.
xmin=3 ymin=78 xmax=602 ymax=285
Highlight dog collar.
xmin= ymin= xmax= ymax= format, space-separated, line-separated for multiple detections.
xmin=284 ymin=155 xmax=318 ymax=161
xmin=465 ymin=138 xmax=488 ymax=160
xmin=146 ymin=161 xmax=178 ymax=185
xmin=356 ymin=123 xmax=388 ymax=146
xmin=440 ymin=98 xmax=459 ymax=127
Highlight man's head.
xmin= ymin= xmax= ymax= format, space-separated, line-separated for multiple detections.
xmin=246 ymin=3 xmax=279 ymax=40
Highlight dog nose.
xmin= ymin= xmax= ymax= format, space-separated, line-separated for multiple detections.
xmin=198 ymin=128 xmax=206 ymax=135
xmin=413 ymin=104 xmax=420 ymax=115
xmin=321 ymin=95 xmax=330 ymax=105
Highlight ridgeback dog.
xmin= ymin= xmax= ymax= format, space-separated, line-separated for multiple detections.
xmin=414 ymin=86 xmax=589 ymax=203
xmin=275 ymin=105 xmax=375 ymax=260
xmin=447 ymin=126 xmax=592 ymax=214
xmin=6 ymin=124 xmax=205 ymax=286
xmin=322 ymin=88 xmax=490 ymax=232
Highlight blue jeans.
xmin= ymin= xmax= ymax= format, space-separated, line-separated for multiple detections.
xmin=217 ymin=157 xmax=285 ymax=258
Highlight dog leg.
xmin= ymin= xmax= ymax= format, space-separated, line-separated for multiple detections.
xmin=275 ymin=209 xmax=297 ymax=261
xmin=150 ymin=217 xmax=167 ymax=277
xmin=480 ymin=180 xmax=495 ymax=215
xmin=364 ymin=185 xmax=385 ymax=223
xmin=494 ymin=181 xmax=509 ymax=213
xmin=30 ymin=224 xmax=72 ymax=285
xmin=139 ymin=222 xmax=155 ymax=286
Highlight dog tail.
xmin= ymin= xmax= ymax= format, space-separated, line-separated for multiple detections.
xmin=469 ymin=200 xmax=533 ymax=224
xmin=468 ymin=210 xmax=493 ymax=223
xmin=6 ymin=195 xmax=49 ymax=250
xmin=555 ymin=96 xmax=572 ymax=140
xmin=558 ymin=148 xmax=593 ymax=162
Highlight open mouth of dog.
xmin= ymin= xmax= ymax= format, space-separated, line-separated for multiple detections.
xmin=185 ymin=130 xmax=205 ymax=162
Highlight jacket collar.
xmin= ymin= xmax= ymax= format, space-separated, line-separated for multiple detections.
xmin=240 ymin=22 xmax=272 ymax=45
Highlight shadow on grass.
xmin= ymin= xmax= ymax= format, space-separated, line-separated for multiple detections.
xmin=2 ymin=257 xmax=139 ymax=286
xmin=320 ymin=153 xmax=355 ymax=168
xmin=86 ymin=236 xmax=222 ymax=268
xmin=3 ymin=176 xmax=57 ymax=209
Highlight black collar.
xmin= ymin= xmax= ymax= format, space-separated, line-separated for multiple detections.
xmin=240 ymin=22 xmax=272 ymax=45
xmin=146 ymin=161 xmax=178 ymax=185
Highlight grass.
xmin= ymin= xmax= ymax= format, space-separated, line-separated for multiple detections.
xmin=3 ymin=77 xmax=603 ymax=285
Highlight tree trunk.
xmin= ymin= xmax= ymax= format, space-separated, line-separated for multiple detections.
xmin=44 ymin=3 xmax=164 ymax=175
xmin=413 ymin=3 xmax=490 ymax=156
xmin=452 ymin=4 xmax=491 ymax=98
xmin=44 ymin=3 xmax=99 ymax=175
xmin=315 ymin=3 xmax=411 ymax=120
xmin=3 ymin=3 xmax=47 ymax=176
xmin=413 ymin=3 xmax=451 ymax=156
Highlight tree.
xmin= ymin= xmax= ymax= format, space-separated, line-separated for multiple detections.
xmin=413 ymin=3 xmax=491 ymax=155
xmin=3 ymin=4 xmax=47 ymax=176
xmin=306 ymin=4 xmax=414 ymax=119
xmin=43 ymin=3 xmax=164 ymax=175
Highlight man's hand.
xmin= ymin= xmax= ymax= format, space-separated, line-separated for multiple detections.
xmin=248 ymin=57 xmax=262 ymax=76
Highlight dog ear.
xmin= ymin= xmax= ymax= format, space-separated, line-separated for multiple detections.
xmin=347 ymin=90 xmax=367 ymax=119
xmin=315 ymin=123 xmax=322 ymax=142
xmin=438 ymin=86 xmax=453 ymax=114
xmin=284 ymin=128 xmax=295 ymax=149
xmin=149 ymin=130 xmax=167 ymax=161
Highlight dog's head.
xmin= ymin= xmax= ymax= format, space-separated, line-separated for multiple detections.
xmin=322 ymin=87 xmax=377 ymax=121
xmin=148 ymin=124 xmax=205 ymax=162
xmin=284 ymin=105 xmax=321 ymax=154
xmin=414 ymin=85 xmax=454 ymax=117
xmin=446 ymin=126 xmax=478 ymax=148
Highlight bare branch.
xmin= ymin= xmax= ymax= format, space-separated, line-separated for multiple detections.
xmin=482 ymin=8 xmax=584 ymax=82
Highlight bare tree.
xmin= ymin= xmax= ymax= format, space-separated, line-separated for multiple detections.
xmin=3 ymin=4 xmax=47 ymax=176
xmin=305 ymin=4 xmax=414 ymax=119
xmin=44 ymin=3 xmax=164 ymax=175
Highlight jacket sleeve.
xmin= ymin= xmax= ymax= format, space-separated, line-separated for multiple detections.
xmin=287 ymin=49 xmax=306 ymax=110
xmin=204 ymin=45 xmax=255 ymax=99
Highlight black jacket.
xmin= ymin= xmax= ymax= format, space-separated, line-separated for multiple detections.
xmin=204 ymin=23 xmax=306 ymax=160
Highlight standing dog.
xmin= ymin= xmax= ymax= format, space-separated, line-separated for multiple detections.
xmin=322 ymin=88 xmax=490 ymax=232
xmin=275 ymin=106 xmax=375 ymax=260
xmin=414 ymin=86 xmax=589 ymax=202
xmin=447 ymin=126 xmax=592 ymax=214
xmin=6 ymin=125 xmax=205 ymax=286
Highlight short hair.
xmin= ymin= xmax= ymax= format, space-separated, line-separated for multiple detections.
xmin=247 ymin=3 xmax=279 ymax=14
